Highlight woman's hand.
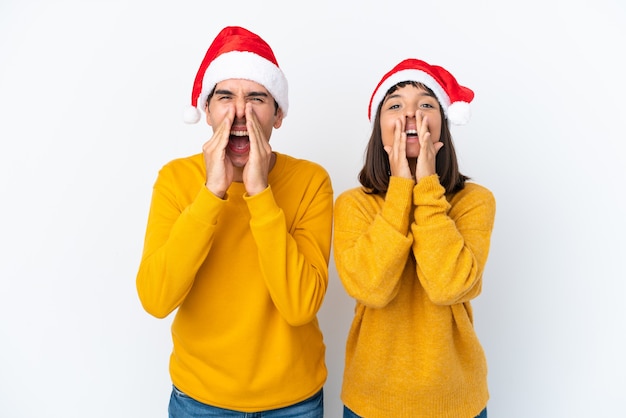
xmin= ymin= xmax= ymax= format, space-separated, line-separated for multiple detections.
xmin=415 ymin=113 xmax=443 ymax=182
xmin=384 ymin=119 xmax=413 ymax=180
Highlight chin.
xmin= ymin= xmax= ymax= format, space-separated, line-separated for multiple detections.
xmin=405 ymin=145 xmax=421 ymax=159
xmin=228 ymin=154 xmax=249 ymax=168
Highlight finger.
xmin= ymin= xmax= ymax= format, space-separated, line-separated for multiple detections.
xmin=417 ymin=113 xmax=428 ymax=138
xmin=387 ymin=120 xmax=401 ymax=169
xmin=416 ymin=115 xmax=431 ymax=152
xmin=247 ymin=105 xmax=272 ymax=161
xmin=393 ymin=119 xmax=405 ymax=155
xmin=388 ymin=118 xmax=411 ymax=178
xmin=217 ymin=109 xmax=234 ymax=144
xmin=248 ymin=105 xmax=270 ymax=150
xmin=245 ymin=105 xmax=261 ymax=154
xmin=205 ymin=110 xmax=233 ymax=153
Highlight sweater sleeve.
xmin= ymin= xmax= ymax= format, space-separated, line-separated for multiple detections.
xmin=411 ymin=175 xmax=496 ymax=305
xmin=246 ymin=171 xmax=333 ymax=326
xmin=333 ymin=177 xmax=415 ymax=308
xmin=136 ymin=165 xmax=226 ymax=318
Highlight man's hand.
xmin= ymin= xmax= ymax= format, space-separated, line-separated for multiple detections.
xmin=242 ymin=103 xmax=273 ymax=196
xmin=203 ymin=108 xmax=234 ymax=198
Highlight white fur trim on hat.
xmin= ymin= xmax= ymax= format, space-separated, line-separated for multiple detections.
xmin=183 ymin=105 xmax=202 ymax=124
xmin=447 ymin=101 xmax=471 ymax=126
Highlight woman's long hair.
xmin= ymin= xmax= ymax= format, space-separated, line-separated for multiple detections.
xmin=358 ymin=81 xmax=469 ymax=195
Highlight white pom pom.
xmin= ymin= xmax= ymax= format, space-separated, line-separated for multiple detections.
xmin=447 ymin=101 xmax=471 ymax=125
xmin=183 ymin=106 xmax=201 ymax=124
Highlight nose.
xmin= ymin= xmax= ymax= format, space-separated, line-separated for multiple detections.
xmin=234 ymin=97 xmax=246 ymax=119
xmin=405 ymin=105 xmax=419 ymax=119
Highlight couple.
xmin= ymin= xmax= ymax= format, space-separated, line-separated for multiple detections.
xmin=136 ymin=26 xmax=495 ymax=418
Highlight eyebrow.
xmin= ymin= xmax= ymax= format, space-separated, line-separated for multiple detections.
xmin=214 ymin=89 xmax=270 ymax=99
xmin=386 ymin=91 xmax=434 ymax=101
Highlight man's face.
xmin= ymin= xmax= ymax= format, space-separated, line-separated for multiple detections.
xmin=205 ymin=79 xmax=283 ymax=168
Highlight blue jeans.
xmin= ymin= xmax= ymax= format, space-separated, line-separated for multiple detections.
xmin=343 ymin=405 xmax=487 ymax=417
xmin=169 ymin=385 xmax=324 ymax=417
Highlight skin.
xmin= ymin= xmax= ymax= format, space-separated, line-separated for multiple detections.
xmin=202 ymin=79 xmax=284 ymax=198
xmin=380 ymin=84 xmax=444 ymax=182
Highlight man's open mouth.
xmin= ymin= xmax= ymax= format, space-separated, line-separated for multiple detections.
xmin=228 ymin=133 xmax=250 ymax=153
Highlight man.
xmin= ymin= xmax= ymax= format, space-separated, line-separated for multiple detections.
xmin=136 ymin=26 xmax=333 ymax=417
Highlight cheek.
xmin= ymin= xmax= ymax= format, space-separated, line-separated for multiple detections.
xmin=428 ymin=120 xmax=442 ymax=142
xmin=204 ymin=108 xmax=213 ymax=125
xmin=207 ymin=105 xmax=233 ymax=127
xmin=209 ymin=101 xmax=234 ymax=116
xmin=380 ymin=130 xmax=394 ymax=149
xmin=380 ymin=119 xmax=398 ymax=148
xmin=254 ymin=111 xmax=276 ymax=130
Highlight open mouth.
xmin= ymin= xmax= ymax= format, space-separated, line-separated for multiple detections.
xmin=406 ymin=129 xmax=418 ymax=137
xmin=230 ymin=130 xmax=249 ymax=137
xmin=228 ymin=130 xmax=250 ymax=154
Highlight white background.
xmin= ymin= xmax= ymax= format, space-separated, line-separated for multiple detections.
xmin=1 ymin=1 xmax=625 ymax=417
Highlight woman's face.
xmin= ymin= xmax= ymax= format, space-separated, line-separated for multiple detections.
xmin=379 ymin=84 xmax=442 ymax=158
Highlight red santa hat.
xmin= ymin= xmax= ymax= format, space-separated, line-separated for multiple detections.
xmin=183 ymin=26 xmax=289 ymax=124
xmin=368 ymin=58 xmax=474 ymax=126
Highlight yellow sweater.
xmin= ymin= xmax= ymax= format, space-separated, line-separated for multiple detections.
xmin=136 ymin=152 xmax=333 ymax=412
xmin=333 ymin=175 xmax=496 ymax=418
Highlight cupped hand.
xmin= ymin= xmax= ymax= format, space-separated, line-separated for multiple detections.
xmin=415 ymin=113 xmax=444 ymax=182
xmin=242 ymin=103 xmax=273 ymax=196
xmin=384 ymin=119 xmax=413 ymax=180
xmin=203 ymin=108 xmax=234 ymax=198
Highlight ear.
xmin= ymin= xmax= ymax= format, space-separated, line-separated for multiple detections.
xmin=273 ymin=107 xmax=284 ymax=129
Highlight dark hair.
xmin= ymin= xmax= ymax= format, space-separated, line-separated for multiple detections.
xmin=206 ymin=86 xmax=280 ymax=115
xmin=358 ymin=81 xmax=469 ymax=195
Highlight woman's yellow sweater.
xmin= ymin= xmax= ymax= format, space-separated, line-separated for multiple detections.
xmin=333 ymin=175 xmax=496 ymax=418
xmin=136 ymin=152 xmax=333 ymax=412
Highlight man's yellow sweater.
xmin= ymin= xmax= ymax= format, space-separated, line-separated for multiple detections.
xmin=333 ymin=175 xmax=496 ymax=418
xmin=136 ymin=152 xmax=333 ymax=412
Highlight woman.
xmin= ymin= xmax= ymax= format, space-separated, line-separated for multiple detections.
xmin=333 ymin=58 xmax=496 ymax=418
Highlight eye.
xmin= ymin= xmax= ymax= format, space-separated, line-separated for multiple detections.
xmin=420 ymin=98 xmax=439 ymax=109
xmin=247 ymin=94 xmax=268 ymax=103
